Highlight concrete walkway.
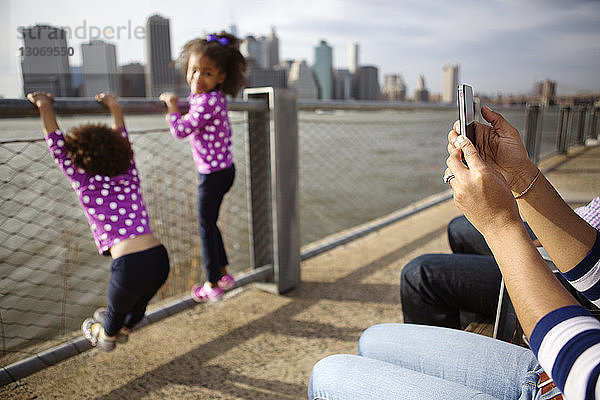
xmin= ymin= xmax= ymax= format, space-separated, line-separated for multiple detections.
xmin=2 ymin=144 xmax=599 ymax=399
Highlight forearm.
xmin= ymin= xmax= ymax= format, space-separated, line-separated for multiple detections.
xmin=515 ymin=170 xmax=597 ymax=273
xmin=37 ymin=104 xmax=60 ymax=135
xmin=108 ymin=105 xmax=125 ymax=129
xmin=484 ymin=221 xmax=579 ymax=338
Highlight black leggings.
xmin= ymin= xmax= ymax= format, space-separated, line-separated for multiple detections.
xmin=104 ymin=244 xmax=170 ymax=336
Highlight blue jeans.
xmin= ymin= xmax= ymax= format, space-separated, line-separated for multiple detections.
xmin=401 ymin=216 xmax=535 ymax=329
xmin=105 ymin=244 xmax=170 ymax=336
xmin=197 ymin=164 xmax=235 ymax=283
xmin=308 ymin=324 xmax=558 ymax=400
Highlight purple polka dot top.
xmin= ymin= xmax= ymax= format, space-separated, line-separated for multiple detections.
xmin=46 ymin=128 xmax=152 ymax=255
xmin=168 ymin=90 xmax=233 ymax=174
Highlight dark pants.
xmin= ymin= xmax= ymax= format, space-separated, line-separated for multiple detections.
xmin=401 ymin=216 xmax=595 ymax=329
xmin=198 ymin=164 xmax=235 ymax=284
xmin=105 ymin=244 xmax=170 ymax=336
xmin=400 ymin=216 xmax=535 ymax=329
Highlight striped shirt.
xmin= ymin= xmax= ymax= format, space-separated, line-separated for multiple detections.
xmin=530 ymin=229 xmax=600 ymax=399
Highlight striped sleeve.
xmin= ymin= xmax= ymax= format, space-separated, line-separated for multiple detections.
xmin=530 ymin=305 xmax=600 ymax=400
xmin=562 ymin=229 xmax=600 ymax=307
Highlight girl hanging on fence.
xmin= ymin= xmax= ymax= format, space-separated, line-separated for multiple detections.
xmin=27 ymin=92 xmax=170 ymax=351
xmin=160 ymin=32 xmax=247 ymax=302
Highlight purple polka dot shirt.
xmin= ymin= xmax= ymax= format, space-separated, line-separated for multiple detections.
xmin=46 ymin=128 xmax=152 ymax=255
xmin=168 ymin=90 xmax=233 ymax=174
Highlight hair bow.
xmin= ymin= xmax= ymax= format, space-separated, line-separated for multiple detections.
xmin=207 ymin=34 xmax=229 ymax=46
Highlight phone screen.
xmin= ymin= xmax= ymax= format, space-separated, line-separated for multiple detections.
xmin=458 ymin=84 xmax=475 ymax=144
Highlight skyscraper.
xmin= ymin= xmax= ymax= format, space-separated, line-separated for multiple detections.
xmin=334 ymin=69 xmax=352 ymax=100
xmin=382 ymin=74 xmax=406 ymax=101
xmin=313 ymin=40 xmax=333 ymax=100
xmin=19 ymin=25 xmax=72 ymax=97
xmin=413 ymin=74 xmax=429 ymax=102
xmin=353 ymin=66 xmax=380 ymax=101
xmin=442 ymin=64 xmax=459 ymax=104
xmin=349 ymin=42 xmax=359 ymax=74
xmin=267 ymin=27 xmax=280 ymax=69
xmin=120 ymin=63 xmax=146 ymax=97
xmin=81 ymin=40 xmax=120 ymax=96
xmin=241 ymin=35 xmax=269 ymax=69
xmin=287 ymin=60 xmax=318 ymax=99
xmin=145 ymin=14 xmax=174 ymax=97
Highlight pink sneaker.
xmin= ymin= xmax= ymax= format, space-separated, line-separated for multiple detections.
xmin=218 ymin=274 xmax=237 ymax=290
xmin=191 ymin=282 xmax=223 ymax=303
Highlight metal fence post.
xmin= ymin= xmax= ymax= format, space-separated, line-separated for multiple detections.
xmin=589 ymin=104 xmax=600 ymax=141
xmin=575 ymin=106 xmax=587 ymax=145
xmin=524 ymin=103 xmax=542 ymax=163
xmin=243 ymin=87 xmax=300 ymax=294
xmin=556 ymin=105 xmax=572 ymax=154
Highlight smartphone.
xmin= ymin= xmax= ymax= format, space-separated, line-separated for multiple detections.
xmin=457 ymin=84 xmax=475 ymax=144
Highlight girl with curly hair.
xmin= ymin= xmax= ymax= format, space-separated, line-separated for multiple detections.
xmin=28 ymin=92 xmax=170 ymax=351
xmin=160 ymin=32 xmax=247 ymax=302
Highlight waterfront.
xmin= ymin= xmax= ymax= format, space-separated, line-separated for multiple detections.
xmin=0 ymin=106 xmax=566 ymax=362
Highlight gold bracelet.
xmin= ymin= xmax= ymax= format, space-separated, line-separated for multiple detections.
xmin=514 ymin=169 xmax=541 ymax=199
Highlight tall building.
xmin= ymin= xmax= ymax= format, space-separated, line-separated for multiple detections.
xmin=349 ymin=42 xmax=359 ymax=74
xmin=120 ymin=63 xmax=146 ymax=97
xmin=353 ymin=66 xmax=380 ymax=101
xmin=267 ymin=27 xmax=280 ymax=69
xmin=313 ymin=40 xmax=334 ymax=100
xmin=287 ymin=60 xmax=318 ymax=99
xmin=334 ymin=69 xmax=352 ymax=100
xmin=535 ymin=79 xmax=556 ymax=106
xmin=241 ymin=35 xmax=269 ymax=69
xmin=145 ymin=14 xmax=174 ymax=97
xmin=382 ymin=74 xmax=407 ymax=101
xmin=81 ymin=40 xmax=120 ymax=96
xmin=413 ymin=74 xmax=429 ymax=102
xmin=442 ymin=64 xmax=459 ymax=104
xmin=19 ymin=25 xmax=72 ymax=97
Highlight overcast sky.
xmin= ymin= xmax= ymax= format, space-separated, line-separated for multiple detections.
xmin=1 ymin=0 xmax=599 ymax=98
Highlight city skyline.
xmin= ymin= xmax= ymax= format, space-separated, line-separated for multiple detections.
xmin=1 ymin=0 xmax=600 ymax=98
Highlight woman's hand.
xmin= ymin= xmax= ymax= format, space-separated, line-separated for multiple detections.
xmin=448 ymin=106 xmax=538 ymax=196
xmin=445 ymin=134 xmax=522 ymax=237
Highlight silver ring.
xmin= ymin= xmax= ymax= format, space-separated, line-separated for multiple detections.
xmin=443 ymin=174 xmax=455 ymax=184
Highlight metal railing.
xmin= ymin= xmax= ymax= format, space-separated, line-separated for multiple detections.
xmin=0 ymin=92 xmax=598 ymax=383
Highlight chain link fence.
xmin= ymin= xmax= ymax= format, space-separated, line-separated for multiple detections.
xmin=0 ymin=115 xmax=251 ymax=367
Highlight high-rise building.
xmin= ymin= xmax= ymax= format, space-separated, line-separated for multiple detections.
xmin=442 ymin=64 xmax=459 ymax=104
xmin=353 ymin=66 xmax=380 ymax=101
xmin=382 ymin=74 xmax=407 ymax=101
xmin=535 ymin=79 xmax=556 ymax=106
xmin=267 ymin=27 xmax=280 ymax=69
xmin=19 ymin=25 xmax=72 ymax=97
xmin=81 ymin=40 xmax=120 ymax=96
xmin=241 ymin=35 xmax=269 ymax=69
xmin=145 ymin=14 xmax=174 ymax=97
xmin=413 ymin=74 xmax=429 ymax=102
xmin=313 ymin=40 xmax=333 ymax=100
xmin=334 ymin=69 xmax=352 ymax=100
xmin=349 ymin=42 xmax=359 ymax=74
xmin=120 ymin=63 xmax=146 ymax=97
xmin=287 ymin=60 xmax=318 ymax=99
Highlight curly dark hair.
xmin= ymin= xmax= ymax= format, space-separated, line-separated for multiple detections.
xmin=176 ymin=32 xmax=248 ymax=97
xmin=65 ymin=124 xmax=133 ymax=177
